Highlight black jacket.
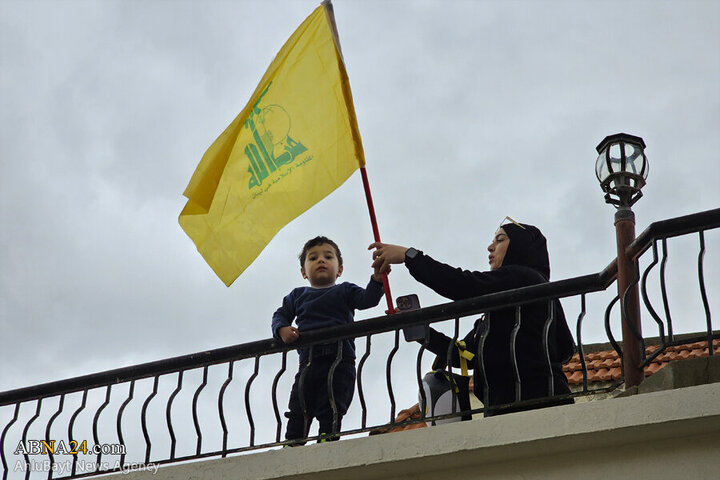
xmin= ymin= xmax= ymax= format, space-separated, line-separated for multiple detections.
xmin=405 ymin=224 xmax=575 ymax=413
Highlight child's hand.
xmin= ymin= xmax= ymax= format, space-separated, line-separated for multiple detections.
xmin=369 ymin=242 xmax=407 ymax=274
xmin=372 ymin=263 xmax=390 ymax=282
xmin=279 ymin=326 xmax=300 ymax=344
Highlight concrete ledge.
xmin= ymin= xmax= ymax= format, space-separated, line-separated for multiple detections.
xmin=616 ymin=353 xmax=720 ymax=397
xmin=121 ymin=382 xmax=720 ymax=480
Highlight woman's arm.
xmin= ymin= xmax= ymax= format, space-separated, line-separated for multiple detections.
xmin=369 ymin=242 xmax=520 ymax=300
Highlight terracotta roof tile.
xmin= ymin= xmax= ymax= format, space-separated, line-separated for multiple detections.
xmin=566 ymin=371 xmax=584 ymax=384
xmin=369 ymin=404 xmax=427 ymax=435
xmin=563 ymin=338 xmax=719 ymax=385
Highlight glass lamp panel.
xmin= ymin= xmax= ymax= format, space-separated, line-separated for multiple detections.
xmin=596 ymin=151 xmax=610 ymax=181
xmin=608 ymin=142 xmax=624 ymax=173
xmin=624 ymin=143 xmax=640 ymax=174
xmin=608 ymin=143 xmax=622 ymax=163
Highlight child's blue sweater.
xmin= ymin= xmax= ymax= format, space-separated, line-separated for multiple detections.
xmin=272 ymin=277 xmax=384 ymax=363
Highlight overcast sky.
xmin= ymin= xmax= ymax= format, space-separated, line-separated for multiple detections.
xmin=1 ymin=0 xmax=719 ymax=443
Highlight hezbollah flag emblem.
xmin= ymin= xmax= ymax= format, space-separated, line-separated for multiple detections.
xmin=179 ymin=2 xmax=365 ymax=286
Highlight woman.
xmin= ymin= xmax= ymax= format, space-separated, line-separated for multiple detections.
xmin=370 ymin=222 xmax=575 ymax=415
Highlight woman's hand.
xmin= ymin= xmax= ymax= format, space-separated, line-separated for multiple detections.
xmin=368 ymin=242 xmax=408 ymax=274
xmin=278 ymin=326 xmax=299 ymax=344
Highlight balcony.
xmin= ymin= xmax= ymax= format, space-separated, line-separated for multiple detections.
xmin=1 ymin=208 xmax=719 ymax=479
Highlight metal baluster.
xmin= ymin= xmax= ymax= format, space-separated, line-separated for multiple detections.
xmin=603 ymin=293 xmax=630 ymax=385
xmin=68 ymin=390 xmax=87 ymax=476
xmin=386 ymin=330 xmax=400 ymax=422
xmin=326 ymin=341 xmax=343 ymax=437
xmin=576 ymin=294 xmax=589 ymax=392
xmin=449 ymin=317 xmax=460 ymax=417
xmin=698 ymin=230 xmax=713 ymax=355
xmin=167 ymin=372 xmax=183 ymax=460
xmin=298 ymin=347 xmax=313 ymax=440
xmin=604 ymin=295 xmax=622 ymax=359
xmin=93 ymin=385 xmax=112 ymax=470
xmin=477 ymin=315 xmax=490 ymax=415
xmin=141 ymin=376 xmax=158 ymax=464
xmin=357 ymin=336 xmax=371 ymax=429
xmin=1 ymin=403 xmax=20 ymax=480
xmin=660 ymin=239 xmax=673 ymax=341
xmin=271 ymin=353 xmax=287 ymax=443
xmin=218 ymin=362 xmax=233 ymax=456
xmin=640 ymin=240 xmax=666 ymax=342
xmin=511 ymin=306 xmax=523 ymax=402
xmin=192 ymin=367 xmax=208 ymax=455
xmin=45 ymin=394 xmax=64 ymax=480
xmin=245 ymin=357 xmax=260 ymax=446
xmin=542 ymin=301 xmax=554 ymax=397
xmin=416 ymin=324 xmax=429 ymax=421
xmin=438 ymin=323 xmax=459 ymax=424
xmin=116 ymin=381 xmax=134 ymax=468
xmin=21 ymin=399 xmax=42 ymax=480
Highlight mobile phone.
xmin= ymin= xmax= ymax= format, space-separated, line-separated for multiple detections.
xmin=397 ymin=294 xmax=420 ymax=311
xmin=397 ymin=294 xmax=425 ymax=342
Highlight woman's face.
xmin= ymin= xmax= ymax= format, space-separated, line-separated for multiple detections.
xmin=487 ymin=227 xmax=510 ymax=270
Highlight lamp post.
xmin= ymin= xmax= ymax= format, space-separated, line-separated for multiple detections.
xmin=595 ymin=133 xmax=649 ymax=388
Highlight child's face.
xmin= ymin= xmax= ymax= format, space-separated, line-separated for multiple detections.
xmin=301 ymin=243 xmax=343 ymax=287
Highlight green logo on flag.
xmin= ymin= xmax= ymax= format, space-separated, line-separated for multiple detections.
xmin=244 ymin=83 xmax=307 ymax=189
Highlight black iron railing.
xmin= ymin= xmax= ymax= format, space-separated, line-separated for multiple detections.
xmin=1 ymin=208 xmax=717 ymax=480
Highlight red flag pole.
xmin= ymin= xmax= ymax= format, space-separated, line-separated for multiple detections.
xmin=360 ymin=166 xmax=395 ymax=313
xmin=323 ymin=2 xmax=393 ymax=313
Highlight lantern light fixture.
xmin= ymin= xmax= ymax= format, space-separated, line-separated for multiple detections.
xmin=595 ymin=133 xmax=648 ymax=208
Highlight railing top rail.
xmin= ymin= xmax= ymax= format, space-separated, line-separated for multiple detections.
xmin=627 ymin=207 xmax=720 ymax=260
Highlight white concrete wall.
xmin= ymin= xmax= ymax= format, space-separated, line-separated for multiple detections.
xmin=114 ymin=382 xmax=720 ymax=480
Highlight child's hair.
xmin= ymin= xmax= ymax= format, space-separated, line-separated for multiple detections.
xmin=299 ymin=236 xmax=343 ymax=267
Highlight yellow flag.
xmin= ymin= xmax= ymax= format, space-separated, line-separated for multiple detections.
xmin=179 ymin=2 xmax=364 ymax=286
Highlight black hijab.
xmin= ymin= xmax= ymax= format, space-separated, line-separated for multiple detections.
xmin=500 ymin=223 xmax=550 ymax=280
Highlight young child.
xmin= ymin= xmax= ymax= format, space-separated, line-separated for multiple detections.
xmin=272 ymin=236 xmax=385 ymax=444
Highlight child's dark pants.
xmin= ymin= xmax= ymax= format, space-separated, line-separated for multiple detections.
xmin=285 ymin=356 xmax=356 ymax=443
